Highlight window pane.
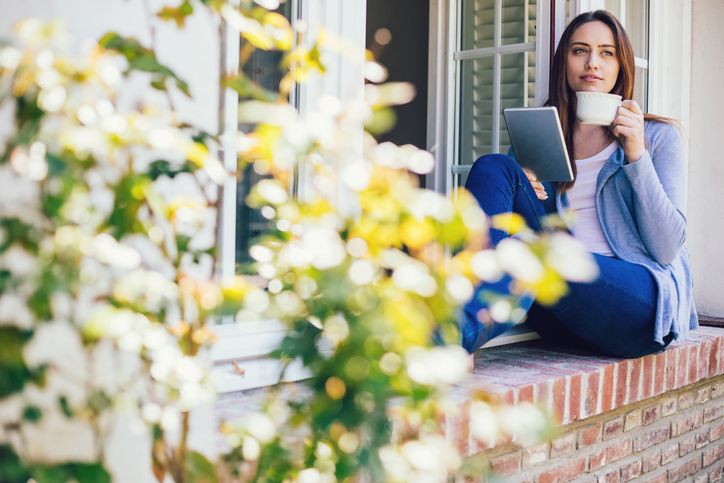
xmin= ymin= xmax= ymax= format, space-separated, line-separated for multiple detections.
xmin=634 ymin=65 xmax=647 ymax=110
xmin=499 ymin=52 xmax=530 ymax=153
xmin=458 ymin=56 xmax=494 ymax=170
xmin=502 ymin=0 xmax=536 ymax=45
xmin=236 ymin=2 xmax=293 ymax=266
xmin=625 ymin=0 xmax=649 ymax=58
xmin=462 ymin=0 xmax=495 ymax=50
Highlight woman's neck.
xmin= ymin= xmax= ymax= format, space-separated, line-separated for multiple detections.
xmin=573 ymin=122 xmax=614 ymax=160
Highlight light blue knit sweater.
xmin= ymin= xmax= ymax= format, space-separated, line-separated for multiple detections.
xmin=544 ymin=120 xmax=698 ymax=344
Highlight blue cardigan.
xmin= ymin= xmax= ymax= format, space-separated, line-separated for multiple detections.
xmin=541 ymin=121 xmax=698 ymax=344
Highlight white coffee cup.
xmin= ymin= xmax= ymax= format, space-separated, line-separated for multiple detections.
xmin=575 ymin=92 xmax=622 ymax=126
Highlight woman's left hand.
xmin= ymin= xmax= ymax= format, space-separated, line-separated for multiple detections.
xmin=612 ymin=100 xmax=646 ymax=163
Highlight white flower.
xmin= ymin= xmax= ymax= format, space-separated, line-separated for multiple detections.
xmin=496 ymin=238 xmax=544 ymax=282
xmin=92 ymin=233 xmax=141 ymax=270
xmin=445 ymin=274 xmax=474 ymax=302
xmin=471 ymin=249 xmax=503 ymax=281
xmin=10 ymin=142 xmax=48 ymax=181
xmin=255 ymin=179 xmax=288 ymax=205
xmin=321 ymin=314 xmax=349 ymax=347
xmin=348 ymin=259 xmax=375 ymax=285
xmin=545 ymin=232 xmax=599 ymax=282
xmin=470 ymin=401 xmax=499 ymax=446
xmin=392 ymin=261 xmax=437 ymax=297
xmin=301 ymin=227 xmax=347 ymax=270
xmin=38 ymin=85 xmax=66 ymax=112
xmin=243 ymin=413 xmax=276 ymax=443
xmin=498 ymin=402 xmax=548 ymax=445
xmin=0 ymin=293 xmax=34 ymax=328
xmin=0 ymin=46 xmax=22 ymax=70
xmin=406 ymin=345 xmax=470 ymax=386
xmin=342 ymin=161 xmax=372 ymax=191
xmin=0 ymin=245 xmax=38 ymax=278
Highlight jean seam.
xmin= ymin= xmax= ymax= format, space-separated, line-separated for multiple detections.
xmin=514 ymin=182 xmax=545 ymax=232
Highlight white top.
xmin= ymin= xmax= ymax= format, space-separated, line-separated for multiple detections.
xmin=568 ymin=142 xmax=618 ymax=257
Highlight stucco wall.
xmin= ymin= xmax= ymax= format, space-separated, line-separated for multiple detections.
xmin=688 ymin=0 xmax=724 ymax=318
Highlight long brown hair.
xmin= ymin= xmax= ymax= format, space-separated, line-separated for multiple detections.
xmin=545 ymin=10 xmax=674 ymax=192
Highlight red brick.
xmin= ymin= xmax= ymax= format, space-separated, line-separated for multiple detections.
xmin=518 ymin=384 xmax=535 ymax=404
xmin=667 ymin=455 xmax=701 ymax=481
xmin=679 ymin=434 xmax=696 ymax=456
xmin=603 ymin=416 xmax=624 ymax=440
xmin=704 ymin=402 xmax=723 ymax=423
xmin=522 ymin=443 xmax=548 ymax=468
xmin=695 ymin=387 xmax=710 ymax=404
xmin=629 ymin=359 xmax=642 ymax=404
xmin=536 ymin=380 xmax=551 ymax=411
xmin=665 ymin=348 xmax=676 ymax=391
xmin=537 ymin=457 xmax=586 ymax=483
xmin=703 ymin=442 xmax=724 ymax=467
xmin=678 ymin=390 xmax=696 ymax=410
xmin=708 ymin=461 xmax=724 ymax=482
xmin=615 ymin=362 xmax=628 ymax=409
xmin=653 ymin=352 xmax=666 ymax=396
xmin=710 ymin=337 xmax=721 ymax=377
xmin=671 ymin=410 xmax=703 ymax=437
xmin=699 ymin=338 xmax=712 ymax=380
xmin=601 ymin=365 xmax=614 ymax=412
xmin=604 ymin=438 xmax=632 ymax=465
xmin=642 ymin=449 xmax=661 ymax=473
xmin=642 ymin=355 xmax=654 ymax=399
xmin=661 ymin=397 xmax=677 ymax=417
xmin=584 ymin=370 xmax=600 ymax=418
xmin=624 ymin=409 xmax=642 ymax=431
xmin=597 ymin=470 xmax=620 ymax=483
xmin=578 ymin=422 xmax=602 ymax=448
xmin=710 ymin=421 xmax=724 ymax=442
xmin=634 ymin=425 xmax=670 ymax=451
xmin=643 ymin=473 xmax=667 ymax=483
xmin=550 ymin=432 xmax=576 ymax=458
xmin=689 ymin=344 xmax=699 ymax=384
xmin=552 ymin=378 xmax=565 ymax=422
xmin=696 ymin=428 xmax=711 ymax=449
xmin=569 ymin=374 xmax=582 ymax=423
xmin=490 ymin=451 xmax=521 ymax=475
xmin=620 ymin=459 xmax=642 ymax=481
xmin=643 ymin=405 xmax=660 ymax=425
xmin=661 ymin=442 xmax=679 ymax=465
xmin=676 ymin=346 xmax=688 ymax=389
xmin=713 ymin=381 xmax=724 ymax=399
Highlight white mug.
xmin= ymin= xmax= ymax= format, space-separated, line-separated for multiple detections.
xmin=575 ymin=91 xmax=622 ymax=126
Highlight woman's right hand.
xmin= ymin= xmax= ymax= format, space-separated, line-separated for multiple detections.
xmin=523 ymin=168 xmax=548 ymax=200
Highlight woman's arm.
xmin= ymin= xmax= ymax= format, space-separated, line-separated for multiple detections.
xmin=621 ymin=123 xmax=687 ymax=265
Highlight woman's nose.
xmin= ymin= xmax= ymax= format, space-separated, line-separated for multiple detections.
xmin=585 ymin=54 xmax=600 ymax=70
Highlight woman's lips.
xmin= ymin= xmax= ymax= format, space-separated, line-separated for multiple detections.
xmin=580 ymin=75 xmax=602 ymax=82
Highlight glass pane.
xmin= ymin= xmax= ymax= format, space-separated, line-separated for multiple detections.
xmin=462 ymin=0 xmax=495 ymax=50
xmin=499 ymin=52 xmax=528 ymax=154
xmin=502 ymin=0 xmax=536 ymax=45
xmin=634 ymin=65 xmax=648 ymax=111
xmin=625 ymin=0 xmax=649 ymax=59
xmin=236 ymin=2 xmax=293 ymax=266
xmin=458 ymin=56 xmax=494 ymax=168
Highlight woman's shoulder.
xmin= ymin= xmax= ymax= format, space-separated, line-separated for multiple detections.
xmin=644 ymin=119 xmax=683 ymax=149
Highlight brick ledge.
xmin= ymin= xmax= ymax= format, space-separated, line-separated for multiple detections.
xmin=455 ymin=326 xmax=724 ymax=426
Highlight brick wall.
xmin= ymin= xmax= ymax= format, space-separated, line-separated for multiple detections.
xmin=483 ymin=376 xmax=724 ymax=482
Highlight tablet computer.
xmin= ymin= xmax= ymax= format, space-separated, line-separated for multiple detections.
xmin=502 ymin=106 xmax=574 ymax=182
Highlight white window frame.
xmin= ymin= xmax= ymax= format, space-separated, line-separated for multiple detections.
xmin=212 ymin=0 xmax=367 ymax=393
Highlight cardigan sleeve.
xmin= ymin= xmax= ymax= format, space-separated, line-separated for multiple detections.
xmin=621 ymin=122 xmax=687 ymax=265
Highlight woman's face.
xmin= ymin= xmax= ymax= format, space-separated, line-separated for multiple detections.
xmin=565 ymin=21 xmax=620 ymax=94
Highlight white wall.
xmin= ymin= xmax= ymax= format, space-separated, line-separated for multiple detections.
xmin=688 ymin=0 xmax=724 ymax=317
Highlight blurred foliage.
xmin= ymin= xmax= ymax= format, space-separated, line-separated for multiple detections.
xmin=0 ymin=1 xmax=596 ymax=482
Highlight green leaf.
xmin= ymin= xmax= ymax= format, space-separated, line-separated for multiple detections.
xmin=0 ymin=326 xmax=34 ymax=397
xmin=21 ymin=405 xmax=42 ymax=423
xmin=157 ymin=1 xmax=195 ymax=27
xmin=32 ymin=462 xmax=111 ymax=483
xmin=105 ymin=174 xmax=151 ymax=237
xmin=58 ymin=395 xmax=74 ymax=418
xmin=0 ymin=445 xmax=31 ymax=483
xmin=184 ymin=450 xmax=218 ymax=483
xmin=224 ymin=75 xmax=278 ymax=102
xmin=147 ymin=159 xmax=193 ymax=180
xmin=98 ymin=32 xmax=191 ymax=96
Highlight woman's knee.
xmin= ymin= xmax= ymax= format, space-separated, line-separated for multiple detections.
xmin=468 ymin=153 xmax=519 ymax=181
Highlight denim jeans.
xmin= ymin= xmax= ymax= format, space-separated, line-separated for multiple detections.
xmin=461 ymin=153 xmax=672 ymax=359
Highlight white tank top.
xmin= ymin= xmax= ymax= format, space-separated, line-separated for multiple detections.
xmin=568 ymin=142 xmax=618 ymax=257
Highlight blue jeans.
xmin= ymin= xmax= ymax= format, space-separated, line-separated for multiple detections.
xmin=461 ymin=154 xmax=672 ymax=359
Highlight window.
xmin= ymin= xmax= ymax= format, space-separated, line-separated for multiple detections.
xmin=213 ymin=0 xmax=367 ymax=392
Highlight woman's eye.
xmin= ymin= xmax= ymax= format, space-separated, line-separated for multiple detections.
xmin=602 ymin=50 xmax=614 ymax=56
xmin=573 ymin=48 xmax=587 ymax=54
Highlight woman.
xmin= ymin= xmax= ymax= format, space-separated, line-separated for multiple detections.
xmin=460 ymin=10 xmax=697 ymax=358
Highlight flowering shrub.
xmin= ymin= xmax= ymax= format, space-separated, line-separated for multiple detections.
xmin=0 ymin=1 xmax=597 ymax=482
